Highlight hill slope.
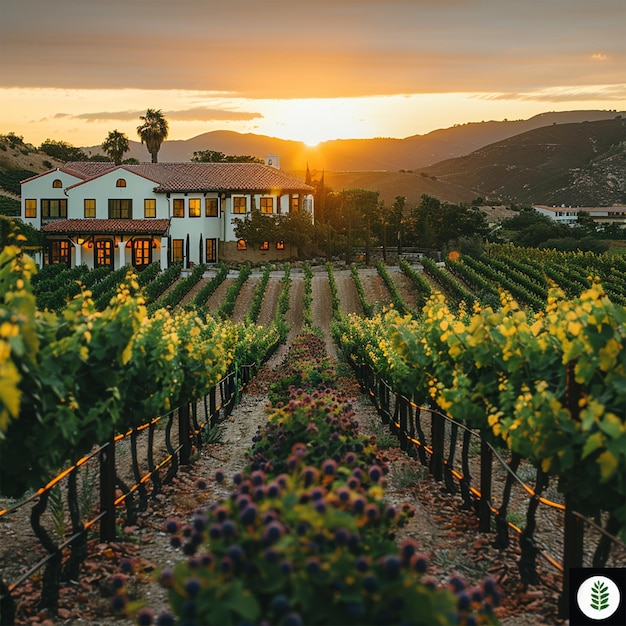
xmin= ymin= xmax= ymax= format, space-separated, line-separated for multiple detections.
xmin=420 ymin=118 xmax=626 ymax=206
xmin=322 ymin=119 xmax=626 ymax=207
xmin=84 ymin=110 xmax=624 ymax=171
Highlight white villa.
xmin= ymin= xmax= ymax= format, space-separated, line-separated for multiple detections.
xmin=20 ymin=157 xmax=314 ymax=269
xmin=533 ymin=204 xmax=626 ymax=228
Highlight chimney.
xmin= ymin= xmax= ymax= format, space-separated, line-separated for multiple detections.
xmin=265 ymin=154 xmax=280 ymax=169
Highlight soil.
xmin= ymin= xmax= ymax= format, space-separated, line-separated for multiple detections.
xmin=2 ymin=264 xmax=621 ymax=626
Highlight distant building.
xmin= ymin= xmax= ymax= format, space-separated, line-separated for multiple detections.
xmin=20 ymin=161 xmax=314 ymax=268
xmin=533 ymin=204 xmax=626 ymax=228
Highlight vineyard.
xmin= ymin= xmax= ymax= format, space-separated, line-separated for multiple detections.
xmin=1 ymin=240 xmax=625 ymax=625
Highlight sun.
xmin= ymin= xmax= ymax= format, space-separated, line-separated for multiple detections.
xmin=267 ymin=98 xmax=378 ymax=146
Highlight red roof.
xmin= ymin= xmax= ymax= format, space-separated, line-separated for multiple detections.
xmin=58 ymin=162 xmax=313 ymax=193
xmin=41 ymin=219 xmax=171 ymax=236
xmin=20 ymin=162 xmax=119 ymax=185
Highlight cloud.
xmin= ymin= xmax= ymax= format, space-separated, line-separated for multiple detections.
xmin=165 ymin=108 xmax=263 ymax=122
xmin=480 ymin=84 xmax=626 ymax=103
xmin=1 ymin=1 xmax=624 ymax=99
xmin=54 ymin=107 xmax=263 ymax=123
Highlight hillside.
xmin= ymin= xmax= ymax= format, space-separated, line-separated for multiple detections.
xmin=320 ymin=169 xmax=478 ymax=207
xmin=320 ymin=118 xmax=626 ymax=207
xmin=0 ymin=136 xmax=64 ymax=215
xmin=421 ymin=118 xmax=626 ymax=206
xmin=83 ymin=110 xmax=624 ymax=171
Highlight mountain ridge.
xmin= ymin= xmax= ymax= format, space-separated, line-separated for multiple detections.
xmin=2 ymin=110 xmax=624 ymax=209
xmin=319 ymin=118 xmax=625 ymax=207
xmin=83 ymin=110 xmax=625 ymax=172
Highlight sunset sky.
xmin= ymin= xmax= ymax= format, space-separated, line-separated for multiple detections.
xmin=1 ymin=0 xmax=624 ymax=148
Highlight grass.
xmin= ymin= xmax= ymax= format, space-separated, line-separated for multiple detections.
xmin=202 ymin=423 xmax=225 ymax=445
xmin=395 ymin=465 xmax=425 ymax=489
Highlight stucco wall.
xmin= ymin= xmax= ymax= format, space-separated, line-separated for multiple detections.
xmin=219 ymin=240 xmax=298 ymax=263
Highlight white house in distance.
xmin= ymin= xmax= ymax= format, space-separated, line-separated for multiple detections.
xmin=533 ymin=204 xmax=626 ymax=228
xmin=20 ymin=157 xmax=314 ymax=269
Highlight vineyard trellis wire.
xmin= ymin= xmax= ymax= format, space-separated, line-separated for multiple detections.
xmin=0 ymin=361 xmax=261 ymax=623
xmin=348 ymin=357 xmax=626 ymax=619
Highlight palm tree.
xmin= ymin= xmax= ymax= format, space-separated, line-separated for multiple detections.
xmin=101 ymin=130 xmax=130 ymax=165
xmin=136 ymin=109 xmax=169 ymax=163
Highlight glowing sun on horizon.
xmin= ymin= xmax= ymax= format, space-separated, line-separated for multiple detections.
xmin=270 ymin=98 xmax=377 ymax=146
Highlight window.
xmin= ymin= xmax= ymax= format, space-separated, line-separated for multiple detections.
xmin=276 ymin=241 xmax=285 ymax=250
xmin=290 ymin=195 xmax=300 ymax=213
xmin=41 ymin=199 xmax=68 ymax=218
xmin=108 ymin=199 xmax=132 ymax=219
xmin=116 ymin=178 xmax=127 ymax=187
xmin=144 ymin=199 xmax=156 ymax=218
xmin=84 ymin=199 xmax=96 ymax=218
xmin=260 ymin=197 xmax=273 ymax=214
xmin=132 ymin=239 xmax=152 ymax=269
xmin=49 ymin=240 xmax=70 ymax=265
xmin=189 ymin=198 xmax=201 ymax=217
xmin=205 ymin=198 xmax=219 ymax=217
xmin=233 ymin=197 xmax=247 ymax=214
xmin=52 ymin=179 xmax=62 ymax=188
xmin=237 ymin=239 xmax=247 ymax=250
xmin=260 ymin=241 xmax=269 ymax=250
xmin=173 ymin=199 xmax=184 ymax=217
xmin=172 ymin=239 xmax=184 ymax=262
xmin=25 ymin=199 xmax=37 ymax=218
xmin=95 ymin=239 xmax=114 ymax=267
xmin=206 ymin=238 xmax=217 ymax=263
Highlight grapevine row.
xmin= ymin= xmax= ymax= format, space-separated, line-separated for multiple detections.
xmin=0 ymin=246 xmax=280 ymax=501
xmin=421 ymin=255 xmax=476 ymax=308
xmin=332 ymin=282 xmax=626 ymax=532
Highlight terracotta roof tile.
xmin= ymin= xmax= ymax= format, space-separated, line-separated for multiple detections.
xmin=60 ymin=162 xmax=312 ymax=193
xmin=62 ymin=162 xmax=118 ymax=179
xmin=20 ymin=162 xmax=118 ymax=185
xmin=41 ymin=219 xmax=171 ymax=236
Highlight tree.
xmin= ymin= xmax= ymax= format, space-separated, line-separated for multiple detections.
xmin=389 ymin=196 xmax=407 ymax=256
xmin=39 ymin=139 xmax=87 ymax=162
xmin=101 ymin=130 xmax=130 ymax=165
xmin=500 ymin=208 xmax=570 ymax=247
xmin=191 ymin=150 xmax=262 ymax=163
xmin=233 ymin=210 xmax=278 ymax=248
xmin=409 ymin=194 xmax=441 ymax=248
xmin=136 ymin=109 xmax=169 ymax=163
xmin=277 ymin=210 xmax=314 ymax=257
xmin=408 ymin=195 xmax=489 ymax=249
xmin=333 ymin=189 xmax=379 ymax=263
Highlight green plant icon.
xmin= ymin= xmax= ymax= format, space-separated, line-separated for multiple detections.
xmin=590 ymin=579 xmax=610 ymax=612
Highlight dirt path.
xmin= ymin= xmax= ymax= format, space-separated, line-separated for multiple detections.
xmin=311 ymin=273 xmax=336 ymax=357
xmin=231 ymin=276 xmax=258 ymax=323
xmin=286 ymin=273 xmax=304 ymax=341
xmin=178 ymin=277 xmax=208 ymax=306
xmin=334 ymin=270 xmax=363 ymax=316
xmin=358 ymin=267 xmax=392 ymax=309
xmin=389 ymin=266 xmax=421 ymax=312
xmin=204 ymin=276 xmax=233 ymax=312
xmin=256 ymin=276 xmax=281 ymax=326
